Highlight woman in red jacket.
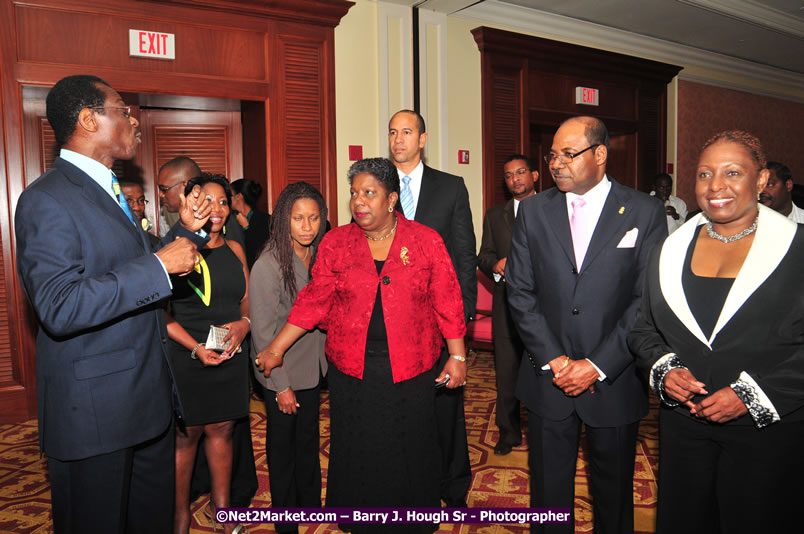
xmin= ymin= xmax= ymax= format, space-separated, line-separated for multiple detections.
xmin=257 ymin=157 xmax=467 ymax=532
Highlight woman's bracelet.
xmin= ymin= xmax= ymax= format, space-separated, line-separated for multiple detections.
xmin=191 ymin=343 xmax=205 ymax=359
xmin=265 ymin=349 xmax=283 ymax=359
xmin=241 ymin=316 xmax=251 ymax=327
xmin=450 ymin=354 xmax=467 ymax=362
xmin=275 ymin=387 xmax=290 ymax=401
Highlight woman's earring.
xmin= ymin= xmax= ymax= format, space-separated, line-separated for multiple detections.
xmin=388 ymin=205 xmax=394 ymax=213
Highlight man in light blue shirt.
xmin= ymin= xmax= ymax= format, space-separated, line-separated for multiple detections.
xmin=15 ymin=74 xmax=212 ymax=533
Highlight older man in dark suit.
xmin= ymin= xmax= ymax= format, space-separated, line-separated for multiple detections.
xmin=506 ymin=116 xmax=666 ymax=533
xmin=15 ymin=74 xmax=210 ymax=533
xmin=478 ymin=154 xmax=538 ymax=456
xmin=388 ymin=109 xmax=476 ymax=507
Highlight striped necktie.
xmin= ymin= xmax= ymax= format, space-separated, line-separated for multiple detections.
xmin=111 ymin=172 xmax=136 ymax=225
xmin=400 ymin=175 xmax=414 ymax=220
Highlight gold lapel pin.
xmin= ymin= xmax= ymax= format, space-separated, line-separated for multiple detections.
xmin=400 ymin=246 xmax=410 ymax=265
xmin=618 ymin=206 xmax=625 ymax=214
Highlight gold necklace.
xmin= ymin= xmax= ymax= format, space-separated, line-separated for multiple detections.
xmin=365 ymin=217 xmax=398 ymax=241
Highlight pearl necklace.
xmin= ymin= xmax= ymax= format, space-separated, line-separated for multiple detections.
xmin=365 ymin=217 xmax=398 ymax=241
xmin=705 ymin=214 xmax=758 ymax=243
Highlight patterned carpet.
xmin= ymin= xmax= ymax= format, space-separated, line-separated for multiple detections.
xmin=0 ymin=350 xmax=659 ymax=533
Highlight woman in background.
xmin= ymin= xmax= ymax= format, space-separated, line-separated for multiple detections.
xmin=256 ymin=158 xmax=467 ymax=533
xmin=629 ymin=131 xmax=804 ymax=533
xmin=166 ymin=173 xmax=251 ymax=534
xmin=250 ymin=182 xmax=328 ymax=534
xmin=231 ymin=178 xmax=271 ymax=269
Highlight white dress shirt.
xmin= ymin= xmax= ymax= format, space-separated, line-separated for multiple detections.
xmin=650 ymin=191 xmax=688 ymax=233
xmin=60 ymin=149 xmax=118 ymax=204
xmin=789 ymin=204 xmax=804 ymax=224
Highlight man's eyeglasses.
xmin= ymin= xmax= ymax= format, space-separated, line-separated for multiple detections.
xmin=125 ymin=197 xmax=149 ymax=206
xmin=504 ymin=167 xmax=531 ymax=180
xmin=90 ymin=106 xmax=132 ymax=119
xmin=158 ymin=183 xmax=183 ymax=194
xmin=544 ymin=144 xmax=599 ymax=166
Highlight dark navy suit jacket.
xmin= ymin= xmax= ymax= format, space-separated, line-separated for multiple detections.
xmin=15 ymin=157 xmax=205 ymax=461
xmin=506 ymin=179 xmax=666 ymax=427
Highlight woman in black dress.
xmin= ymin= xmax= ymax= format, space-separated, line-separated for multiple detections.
xmin=231 ymin=178 xmax=271 ymax=269
xmin=167 ymin=173 xmax=251 ymax=534
xmin=256 ymin=158 xmax=467 ymax=533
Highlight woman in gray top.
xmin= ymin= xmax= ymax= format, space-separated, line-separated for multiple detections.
xmin=249 ymin=182 xmax=328 ymax=533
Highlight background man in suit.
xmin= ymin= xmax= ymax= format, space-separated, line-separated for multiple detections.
xmin=15 ymin=74 xmax=210 ymax=533
xmin=158 ymin=156 xmax=245 ymax=248
xmin=388 ymin=109 xmax=476 ymax=507
xmin=506 ymin=116 xmax=666 ymax=533
xmin=760 ymin=161 xmax=804 ymax=222
xmin=478 ymin=154 xmax=538 ymax=456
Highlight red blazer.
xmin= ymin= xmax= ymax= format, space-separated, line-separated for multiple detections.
xmin=288 ymin=214 xmax=466 ymax=383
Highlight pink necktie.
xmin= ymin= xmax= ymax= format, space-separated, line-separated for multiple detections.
xmin=570 ymin=197 xmax=588 ymax=269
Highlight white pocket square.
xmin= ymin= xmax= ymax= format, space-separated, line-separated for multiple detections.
xmin=616 ymin=227 xmax=639 ymax=248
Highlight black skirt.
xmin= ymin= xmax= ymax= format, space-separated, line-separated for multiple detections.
xmin=326 ymin=342 xmax=441 ymax=534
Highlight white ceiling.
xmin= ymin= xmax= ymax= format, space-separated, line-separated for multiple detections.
xmin=411 ymin=0 xmax=804 ymax=75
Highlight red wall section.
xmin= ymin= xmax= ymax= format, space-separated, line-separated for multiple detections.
xmin=677 ymin=80 xmax=804 ymax=210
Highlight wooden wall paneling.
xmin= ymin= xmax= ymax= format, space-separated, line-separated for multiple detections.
xmin=0 ymin=0 xmax=37 ymax=422
xmin=15 ymin=5 xmax=267 ymax=82
xmin=473 ymin=26 xmax=681 ymax=214
xmin=12 ymin=1 xmax=272 ymax=101
xmin=140 ymin=0 xmax=354 ymax=27
xmin=527 ymin=70 xmax=638 ymax=122
xmin=0 ymin=0 xmax=352 ymax=423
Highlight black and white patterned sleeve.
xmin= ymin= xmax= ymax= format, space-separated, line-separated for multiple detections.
xmin=649 ymin=353 xmax=687 ymax=406
xmin=730 ymin=372 xmax=780 ymax=428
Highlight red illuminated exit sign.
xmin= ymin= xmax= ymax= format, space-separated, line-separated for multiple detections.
xmin=129 ymin=30 xmax=175 ymax=60
xmin=575 ymin=86 xmax=599 ymax=106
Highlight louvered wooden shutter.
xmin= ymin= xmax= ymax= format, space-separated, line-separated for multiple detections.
xmin=0 ymin=238 xmax=14 ymax=385
xmin=282 ymin=38 xmax=324 ymax=190
xmin=38 ymin=119 xmax=134 ymax=181
xmin=490 ymin=68 xmax=522 ymax=207
xmin=153 ymin=127 xmax=230 ymax=175
xmin=39 ymin=118 xmax=58 ymax=173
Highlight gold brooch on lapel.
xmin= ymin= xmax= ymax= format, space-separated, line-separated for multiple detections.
xmin=618 ymin=206 xmax=625 ymax=215
xmin=400 ymin=246 xmax=410 ymax=265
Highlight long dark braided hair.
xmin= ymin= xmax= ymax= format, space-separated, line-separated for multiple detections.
xmin=261 ymin=182 xmax=328 ymax=297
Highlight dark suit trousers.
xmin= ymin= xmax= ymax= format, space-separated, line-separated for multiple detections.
xmin=263 ymin=385 xmax=322 ymax=533
xmin=435 ymin=346 xmax=471 ymax=503
xmin=657 ymin=409 xmax=803 ymax=534
xmin=527 ymin=410 xmax=638 ymax=534
xmin=48 ymin=421 xmax=174 ymax=534
xmin=494 ymin=331 xmax=523 ymax=445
